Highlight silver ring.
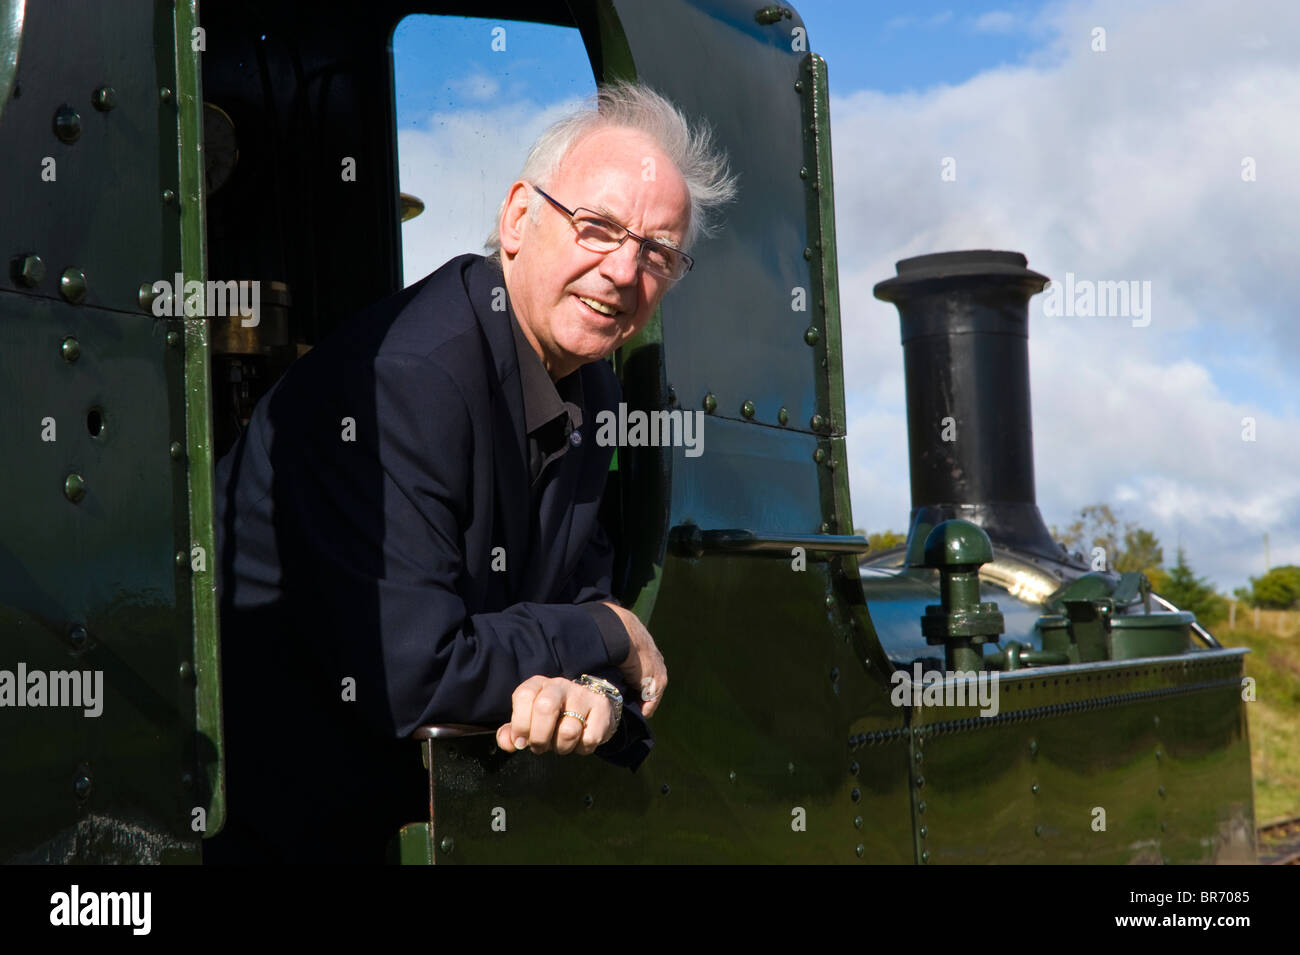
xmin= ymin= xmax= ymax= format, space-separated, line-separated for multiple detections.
xmin=561 ymin=710 xmax=588 ymax=727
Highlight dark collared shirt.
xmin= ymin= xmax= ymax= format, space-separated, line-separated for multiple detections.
xmin=507 ymin=300 xmax=630 ymax=665
xmin=509 ymin=309 xmax=585 ymax=487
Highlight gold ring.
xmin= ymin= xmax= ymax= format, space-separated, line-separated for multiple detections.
xmin=561 ymin=710 xmax=588 ymax=727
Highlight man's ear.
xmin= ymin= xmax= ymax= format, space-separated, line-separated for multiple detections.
xmin=499 ymin=181 xmax=532 ymax=256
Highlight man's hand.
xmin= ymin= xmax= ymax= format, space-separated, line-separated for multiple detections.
xmin=604 ymin=602 xmax=668 ymax=717
xmin=496 ymin=675 xmax=616 ymax=756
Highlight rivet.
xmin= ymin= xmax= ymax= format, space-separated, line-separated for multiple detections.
xmin=915 ymin=776 xmax=925 ymax=790
xmin=166 ymin=331 xmax=181 ymax=347
xmin=1032 ymin=783 xmax=1039 ymax=795
xmin=170 ymin=441 xmax=185 ymax=460
xmin=824 ymin=596 xmax=834 ymax=610
xmin=915 ymin=751 xmax=923 ymax=764
xmin=63 ymin=473 xmax=86 ymax=503
xmin=53 ymin=104 xmax=81 ymax=143
xmin=1029 ymin=739 xmax=1039 ymax=757
xmin=830 ymin=666 xmax=839 ymax=683
xmin=1155 ymin=748 xmax=1162 ymax=760
xmin=73 ymin=774 xmax=92 ymax=799
xmin=850 ymin=788 xmax=861 ymax=802
xmin=661 ymin=783 xmax=670 ymax=795
xmin=702 ymin=392 xmax=717 ymax=413
xmin=138 ymin=282 xmax=160 ymax=311
xmin=804 ymin=326 xmax=820 ymax=346
xmin=820 ymin=522 xmax=830 ymax=534
xmin=1153 ymin=715 xmax=1160 ymax=727
xmin=849 ymin=761 xmax=859 ymax=775
xmin=919 ymin=826 xmax=927 ymax=839
xmin=813 ymin=447 xmax=826 ymax=463
xmin=1158 ymin=785 xmax=1166 ymax=798
xmin=59 ymin=268 xmax=87 ymax=304
xmin=921 ymin=849 xmax=930 ymax=863
xmin=162 ymin=189 xmax=176 ymax=204
xmin=917 ymin=801 xmax=926 ymax=814
xmin=853 ymin=815 xmax=863 ymax=829
xmin=60 ymin=337 xmax=80 ymax=362
xmin=92 ymin=86 xmax=116 ymax=111
xmin=179 ymin=660 xmax=193 ymax=680
xmin=175 ymin=550 xmax=187 ymax=567
xmin=667 ymin=387 xmax=677 ymax=405
xmin=793 ymin=80 xmax=804 ymax=93
xmin=1160 ymin=821 xmax=1167 ymax=832
xmin=68 ymin=625 xmax=88 ymax=649
xmin=583 ymin=794 xmax=593 ymax=808
xmin=812 ymin=181 xmax=820 ymax=192
xmin=728 ymin=770 xmax=736 ymax=783
xmin=787 ymin=762 xmax=795 ymax=774
xmin=803 ymin=247 xmax=812 ymax=261
xmin=439 ymin=836 xmax=454 ymax=854
xmin=741 ymin=400 xmax=755 ymax=419
xmin=777 ymin=407 xmax=789 ymax=425
xmin=16 ymin=254 xmax=45 ymax=287
xmin=856 ymin=844 xmax=865 ymax=858
xmin=810 ymin=414 xmax=826 ymax=431
xmin=799 ymin=166 xmax=809 ymax=179
xmin=568 ymin=429 xmax=582 ymax=447
xmin=1034 ymin=825 xmax=1043 ymax=837
xmin=160 ymin=87 xmax=174 ymax=102
xmin=181 ymin=772 xmax=194 ymax=788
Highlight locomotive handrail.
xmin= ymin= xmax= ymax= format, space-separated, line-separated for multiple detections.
xmin=669 ymin=523 xmax=870 ymax=558
xmin=412 ymin=724 xmax=495 ymax=739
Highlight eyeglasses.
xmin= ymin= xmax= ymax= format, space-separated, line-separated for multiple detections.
xmin=530 ymin=184 xmax=693 ymax=281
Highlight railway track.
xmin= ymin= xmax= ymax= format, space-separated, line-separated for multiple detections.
xmin=1258 ymin=816 xmax=1300 ymax=865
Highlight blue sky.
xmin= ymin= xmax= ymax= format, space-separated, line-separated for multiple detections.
xmin=392 ymin=1 xmax=1300 ymax=593
xmin=393 ymin=1 xmax=1056 ymax=114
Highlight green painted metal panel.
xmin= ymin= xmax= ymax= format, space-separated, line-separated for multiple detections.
xmin=173 ymin=0 xmax=224 ymax=840
xmin=910 ymin=650 xmax=1255 ymax=864
xmin=0 ymin=0 xmax=211 ymax=862
xmin=424 ymin=554 xmax=912 ymax=863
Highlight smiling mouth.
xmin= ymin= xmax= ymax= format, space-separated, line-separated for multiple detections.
xmin=576 ymin=294 xmax=621 ymax=318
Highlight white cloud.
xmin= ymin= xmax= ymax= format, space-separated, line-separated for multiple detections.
xmin=886 ymin=10 xmax=955 ymax=30
xmin=449 ymin=73 xmax=501 ymax=102
xmin=972 ymin=10 xmax=1020 ymax=33
xmin=397 ymin=98 xmax=584 ymax=283
xmin=831 ymin=0 xmax=1300 ymax=591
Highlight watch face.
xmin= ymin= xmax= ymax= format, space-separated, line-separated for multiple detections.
xmin=203 ymin=102 xmax=239 ymax=194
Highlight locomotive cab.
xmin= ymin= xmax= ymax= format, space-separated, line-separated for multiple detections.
xmin=0 ymin=0 xmax=1256 ymax=864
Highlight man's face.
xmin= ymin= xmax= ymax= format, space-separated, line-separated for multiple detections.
xmin=499 ymin=127 xmax=692 ymax=380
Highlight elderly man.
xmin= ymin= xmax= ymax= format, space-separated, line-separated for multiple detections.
xmin=207 ymin=83 xmax=735 ymax=862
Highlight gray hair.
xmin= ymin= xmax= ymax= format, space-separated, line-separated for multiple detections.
xmin=486 ymin=81 xmax=737 ymax=259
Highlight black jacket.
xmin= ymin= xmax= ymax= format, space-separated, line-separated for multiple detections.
xmin=207 ymin=254 xmax=645 ymax=862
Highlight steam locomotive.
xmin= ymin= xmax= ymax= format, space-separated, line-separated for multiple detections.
xmin=0 ymin=0 xmax=1253 ymax=863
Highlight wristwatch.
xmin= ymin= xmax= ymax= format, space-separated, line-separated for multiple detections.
xmin=577 ymin=674 xmax=623 ymax=728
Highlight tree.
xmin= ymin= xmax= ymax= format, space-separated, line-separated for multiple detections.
xmin=1161 ymin=548 xmax=1227 ymax=626
xmin=1249 ymin=565 xmax=1300 ymax=610
xmin=1051 ymin=503 xmax=1164 ymax=586
xmin=856 ymin=529 xmax=905 ymax=552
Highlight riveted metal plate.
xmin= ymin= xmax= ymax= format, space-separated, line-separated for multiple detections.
xmin=0 ymin=0 xmax=181 ymax=314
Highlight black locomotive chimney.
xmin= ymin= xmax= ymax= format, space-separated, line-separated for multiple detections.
xmin=873 ymin=250 xmax=1064 ymax=565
